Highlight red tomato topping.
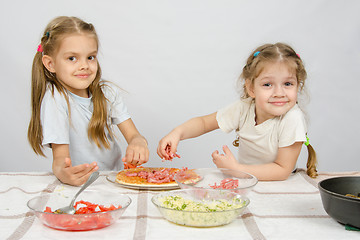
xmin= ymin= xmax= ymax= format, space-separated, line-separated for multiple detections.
xmin=45 ymin=200 xmax=122 ymax=214
xmin=42 ymin=200 xmax=123 ymax=230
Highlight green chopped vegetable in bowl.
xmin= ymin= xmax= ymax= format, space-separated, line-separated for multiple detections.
xmin=151 ymin=189 xmax=249 ymax=227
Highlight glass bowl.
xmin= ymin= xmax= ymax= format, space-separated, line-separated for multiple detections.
xmin=151 ymin=188 xmax=249 ymax=227
xmin=174 ymin=168 xmax=257 ymax=195
xmin=27 ymin=190 xmax=131 ymax=231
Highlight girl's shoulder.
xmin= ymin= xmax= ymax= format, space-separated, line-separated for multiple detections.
xmin=43 ymin=84 xmax=68 ymax=105
xmin=100 ymin=81 xmax=125 ymax=100
xmin=216 ymin=97 xmax=254 ymax=132
xmin=279 ymin=104 xmax=306 ymax=127
xmin=223 ymin=97 xmax=253 ymax=109
xmin=41 ymin=85 xmax=70 ymax=115
xmin=283 ymin=104 xmax=305 ymax=119
xmin=217 ymin=97 xmax=253 ymax=119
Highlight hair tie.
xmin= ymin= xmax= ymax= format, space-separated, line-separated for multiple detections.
xmin=254 ymin=51 xmax=260 ymax=57
xmin=45 ymin=32 xmax=50 ymax=37
xmin=37 ymin=44 xmax=43 ymax=53
xmin=296 ymin=53 xmax=301 ymax=58
xmin=304 ymin=135 xmax=310 ymax=146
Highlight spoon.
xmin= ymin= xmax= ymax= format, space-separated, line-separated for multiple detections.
xmin=54 ymin=171 xmax=100 ymax=214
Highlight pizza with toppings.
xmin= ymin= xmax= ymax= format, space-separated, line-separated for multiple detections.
xmin=115 ymin=167 xmax=182 ymax=187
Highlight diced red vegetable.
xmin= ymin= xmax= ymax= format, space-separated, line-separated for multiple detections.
xmin=45 ymin=200 xmax=122 ymax=214
xmin=42 ymin=200 xmax=123 ymax=230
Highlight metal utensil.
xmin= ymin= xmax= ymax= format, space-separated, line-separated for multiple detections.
xmin=54 ymin=171 xmax=100 ymax=214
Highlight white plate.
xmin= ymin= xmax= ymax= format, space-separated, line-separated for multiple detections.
xmin=106 ymin=172 xmax=180 ymax=191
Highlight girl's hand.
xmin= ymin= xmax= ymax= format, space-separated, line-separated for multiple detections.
xmin=52 ymin=144 xmax=98 ymax=186
xmin=118 ymin=119 xmax=149 ymax=167
xmin=157 ymin=112 xmax=219 ymax=161
xmin=122 ymin=136 xmax=149 ymax=166
xmin=211 ymin=145 xmax=238 ymax=169
xmin=53 ymin=157 xmax=98 ymax=186
xmin=157 ymin=131 xmax=181 ymax=160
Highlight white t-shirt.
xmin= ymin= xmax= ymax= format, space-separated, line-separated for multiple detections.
xmin=216 ymin=98 xmax=307 ymax=165
xmin=41 ymin=82 xmax=131 ymax=170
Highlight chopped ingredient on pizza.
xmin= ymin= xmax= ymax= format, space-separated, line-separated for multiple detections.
xmin=116 ymin=167 xmax=187 ymax=186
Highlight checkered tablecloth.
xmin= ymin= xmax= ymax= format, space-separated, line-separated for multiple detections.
xmin=1 ymin=169 xmax=359 ymax=240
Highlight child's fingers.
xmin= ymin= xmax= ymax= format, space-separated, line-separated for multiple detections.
xmin=165 ymin=144 xmax=180 ymax=160
xmin=71 ymin=164 xmax=89 ymax=174
xmin=89 ymin=162 xmax=99 ymax=171
xmin=211 ymin=150 xmax=220 ymax=159
xmin=71 ymin=162 xmax=97 ymax=175
xmin=158 ymin=145 xmax=169 ymax=160
xmin=125 ymin=148 xmax=146 ymax=166
xmin=169 ymin=144 xmax=178 ymax=156
xmin=124 ymin=148 xmax=147 ymax=168
xmin=157 ymin=142 xmax=170 ymax=159
xmin=222 ymin=145 xmax=234 ymax=157
xmin=137 ymin=153 xmax=145 ymax=165
xmin=60 ymin=162 xmax=98 ymax=186
xmin=138 ymin=149 xmax=149 ymax=165
xmin=156 ymin=146 xmax=164 ymax=159
xmin=124 ymin=149 xmax=135 ymax=163
xmin=73 ymin=168 xmax=99 ymax=186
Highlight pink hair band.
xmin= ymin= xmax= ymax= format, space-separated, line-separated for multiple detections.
xmin=37 ymin=44 xmax=43 ymax=53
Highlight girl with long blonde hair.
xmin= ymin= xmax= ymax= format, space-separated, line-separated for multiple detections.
xmin=28 ymin=16 xmax=149 ymax=186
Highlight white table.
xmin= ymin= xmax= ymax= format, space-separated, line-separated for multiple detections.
xmin=1 ymin=169 xmax=359 ymax=240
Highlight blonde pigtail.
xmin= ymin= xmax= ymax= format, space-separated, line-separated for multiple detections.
xmin=87 ymin=71 xmax=113 ymax=149
xmin=28 ymin=51 xmax=47 ymax=156
xmin=306 ymin=143 xmax=318 ymax=178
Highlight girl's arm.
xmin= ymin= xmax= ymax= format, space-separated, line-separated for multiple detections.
xmin=157 ymin=112 xmax=219 ymax=160
xmin=212 ymin=142 xmax=303 ymax=181
xmin=52 ymin=144 xmax=98 ymax=186
xmin=117 ymin=118 xmax=149 ymax=166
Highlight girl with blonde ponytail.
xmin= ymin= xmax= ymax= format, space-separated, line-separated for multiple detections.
xmin=158 ymin=43 xmax=317 ymax=180
xmin=28 ymin=16 xmax=149 ymax=186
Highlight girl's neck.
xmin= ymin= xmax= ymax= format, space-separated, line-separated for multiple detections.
xmin=67 ymin=88 xmax=90 ymax=98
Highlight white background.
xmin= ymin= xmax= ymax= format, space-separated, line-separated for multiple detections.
xmin=0 ymin=0 xmax=359 ymax=172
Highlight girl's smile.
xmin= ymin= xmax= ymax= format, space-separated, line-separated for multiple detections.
xmin=269 ymin=101 xmax=288 ymax=106
xmin=75 ymin=73 xmax=91 ymax=78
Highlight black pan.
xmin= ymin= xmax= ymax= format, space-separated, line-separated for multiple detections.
xmin=318 ymin=176 xmax=360 ymax=228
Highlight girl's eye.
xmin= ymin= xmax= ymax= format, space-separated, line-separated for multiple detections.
xmin=285 ymin=82 xmax=294 ymax=86
xmin=263 ymin=83 xmax=271 ymax=87
xmin=88 ymin=56 xmax=96 ymax=60
xmin=68 ymin=56 xmax=77 ymax=61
